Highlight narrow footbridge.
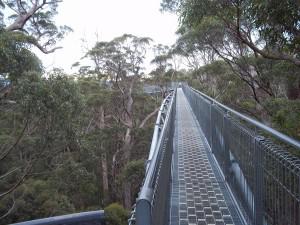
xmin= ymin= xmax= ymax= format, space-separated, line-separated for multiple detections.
xmin=14 ymin=85 xmax=300 ymax=225
xmin=130 ymin=86 xmax=300 ymax=225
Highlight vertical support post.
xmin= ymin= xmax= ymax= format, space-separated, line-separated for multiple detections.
xmin=209 ymin=103 xmax=212 ymax=148
xmin=254 ymin=137 xmax=264 ymax=225
xmin=210 ymin=103 xmax=215 ymax=153
xmin=223 ymin=115 xmax=231 ymax=181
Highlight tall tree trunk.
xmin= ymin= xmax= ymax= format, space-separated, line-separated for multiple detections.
xmin=101 ymin=152 xmax=109 ymax=204
xmin=122 ymin=80 xmax=135 ymax=209
xmin=99 ymin=106 xmax=110 ymax=205
xmin=123 ymin=127 xmax=133 ymax=209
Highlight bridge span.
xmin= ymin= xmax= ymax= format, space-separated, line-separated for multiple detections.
xmin=169 ymin=88 xmax=244 ymax=225
xmin=133 ymin=85 xmax=300 ymax=225
xmin=13 ymin=85 xmax=300 ymax=225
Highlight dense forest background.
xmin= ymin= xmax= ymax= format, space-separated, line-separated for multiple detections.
xmin=0 ymin=0 xmax=299 ymax=224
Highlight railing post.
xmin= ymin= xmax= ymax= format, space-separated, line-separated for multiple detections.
xmin=254 ymin=137 xmax=264 ymax=225
xmin=208 ymin=103 xmax=212 ymax=147
xmin=136 ymin=195 xmax=152 ymax=225
xmin=210 ymin=103 xmax=215 ymax=153
xmin=223 ymin=115 xmax=231 ymax=181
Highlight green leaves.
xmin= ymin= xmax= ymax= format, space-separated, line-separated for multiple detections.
xmin=264 ymin=98 xmax=300 ymax=140
xmin=104 ymin=203 xmax=129 ymax=225
xmin=0 ymin=30 xmax=43 ymax=81
xmin=162 ymin=0 xmax=300 ymax=65
xmin=2 ymin=0 xmax=70 ymax=54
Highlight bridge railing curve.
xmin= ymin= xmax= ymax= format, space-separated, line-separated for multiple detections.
xmin=183 ymin=85 xmax=300 ymax=225
xmin=12 ymin=211 xmax=105 ymax=225
xmin=129 ymin=90 xmax=176 ymax=225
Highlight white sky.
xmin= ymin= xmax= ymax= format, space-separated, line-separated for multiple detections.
xmin=36 ymin=0 xmax=179 ymax=74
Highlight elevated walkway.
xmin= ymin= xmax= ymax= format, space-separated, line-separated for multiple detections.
xmin=170 ymin=89 xmax=244 ymax=225
xmin=13 ymin=86 xmax=300 ymax=225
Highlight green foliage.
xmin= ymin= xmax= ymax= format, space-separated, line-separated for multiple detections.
xmin=0 ymin=179 xmax=75 ymax=224
xmin=264 ymin=98 xmax=300 ymax=139
xmin=16 ymin=71 xmax=83 ymax=121
xmin=0 ymin=30 xmax=43 ymax=81
xmin=122 ymin=160 xmax=144 ymax=183
xmin=249 ymin=0 xmax=300 ymax=51
xmin=49 ymin=157 xmax=99 ymax=209
xmin=1 ymin=0 xmax=72 ymax=54
xmin=0 ymin=32 xmax=157 ymax=222
xmin=162 ymin=0 xmax=300 ymax=67
xmin=104 ymin=203 xmax=129 ymax=225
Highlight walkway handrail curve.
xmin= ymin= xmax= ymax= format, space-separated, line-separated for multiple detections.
xmin=189 ymin=86 xmax=300 ymax=149
xmin=12 ymin=211 xmax=105 ymax=225
xmin=131 ymin=90 xmax=176 ymax=225
xmin=146 ymin=91 xmax=175 ymax=171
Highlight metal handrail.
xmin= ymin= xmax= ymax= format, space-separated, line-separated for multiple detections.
xmin=146 ymin=91 xmax=174 ymax=171
xmin=12 ymin=211 xmax=105 ymax=225
xmin=189 ymin=86 xmax=300 ymax=149
xmin=131 ymin=90 xmax=175 ymax=225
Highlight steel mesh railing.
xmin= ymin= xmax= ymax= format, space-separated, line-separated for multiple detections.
xmin=129 ymin=90 xmax=176 ymax=225
xmin=183 ymin=85 xmax=300 ymax=225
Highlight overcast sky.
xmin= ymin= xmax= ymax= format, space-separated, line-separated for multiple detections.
xmin=36 ymin=0 xmax=179 ymax=73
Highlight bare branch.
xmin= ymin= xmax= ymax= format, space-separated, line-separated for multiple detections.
xmin=0 ymin=196 xmax=15 ymax=220
xmin=0 ymin=167 xmax=21 ymax=180
xmin=32 ymin=42 xmax=63 ymax=54
xmin=139 ymin=107 xmax=160 ymax=128
xmin=0 ymin=164 xmax=32 ymax=198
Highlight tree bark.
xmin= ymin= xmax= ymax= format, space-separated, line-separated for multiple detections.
xmin=101 ymin=152 xmax=109 ymax=204
xmin=98 ymin=106 xmax=110 ymax=205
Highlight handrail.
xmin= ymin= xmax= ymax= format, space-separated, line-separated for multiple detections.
xmin=142 ymin=90 xmax=175 ymax=189
xmin=189 ymin=86 xmax=300 ymax=149
xmin=132 ymin=90 xmax=176 ymax=225
xmin=146 ymin=91 xmax=174 ymax=172
xmin=12 ymin=210 xmax=105 ymax=225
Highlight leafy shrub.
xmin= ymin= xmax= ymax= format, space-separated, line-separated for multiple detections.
xmin=104 ymin=203 xmax=129 ymax=225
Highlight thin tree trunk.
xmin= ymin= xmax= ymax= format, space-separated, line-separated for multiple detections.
xmin=123 ymin=128 xmax=133 ymax=209
xmin=101 ymin=152 xmax=109 ymax=204
xmin=124 ymin=182 xmax=132 ymax=209
xmin=99 ymin=106 xmax=110 ymax=205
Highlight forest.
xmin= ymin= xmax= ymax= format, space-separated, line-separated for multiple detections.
xmin=0 ymin=0 xmax=299 ymax=224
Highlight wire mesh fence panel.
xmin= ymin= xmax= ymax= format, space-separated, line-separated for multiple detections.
xmin=183 ymin=85 xmax=300 ymax=225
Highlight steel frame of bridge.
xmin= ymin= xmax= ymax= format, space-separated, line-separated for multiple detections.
xmin=132 ymin=85 xmax=300 ymax=225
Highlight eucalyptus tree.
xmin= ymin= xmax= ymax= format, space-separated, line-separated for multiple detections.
xmin=150 ymin=44 xmax=173 ymax=96
xmin=0 ymin=71 xmax=83 ymax=219
xmin=164 ymin=0 xmax=300 ymax=103
xmin=86 ymin=34 xmax=160 ymax=208
xmin=0 ymin=0 xmax=71 ymax=54
xmin=161 ymin=0 xmax=300 ymax=66
xmin=0 ymin=0 xmax=71 ymax=84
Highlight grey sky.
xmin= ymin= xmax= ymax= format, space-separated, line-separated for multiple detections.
xmin=36 ymin=0 xmax=179 ymax=73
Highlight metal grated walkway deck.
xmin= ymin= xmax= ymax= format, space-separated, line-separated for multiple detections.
xmin=170 ymin=89 xmax=245 ymax=225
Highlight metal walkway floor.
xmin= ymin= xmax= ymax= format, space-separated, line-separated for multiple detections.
xmin=170 ymin=89 xmax=244 ymax=225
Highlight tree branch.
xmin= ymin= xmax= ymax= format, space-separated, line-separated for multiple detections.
xmin=0 ymin=119 xmax=29 ymax=162
xmin=0 ymin=196 xmax=15 ymax=220
xmin=0 ymin=167 xmax=20 ymax=180
xmin=32 ymin=41 xmax=63 ymax=54
xmin=0 ymin=164 xmax=32 ymax=198
xmin=139 ymin=107 xmax=160 ymax=128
